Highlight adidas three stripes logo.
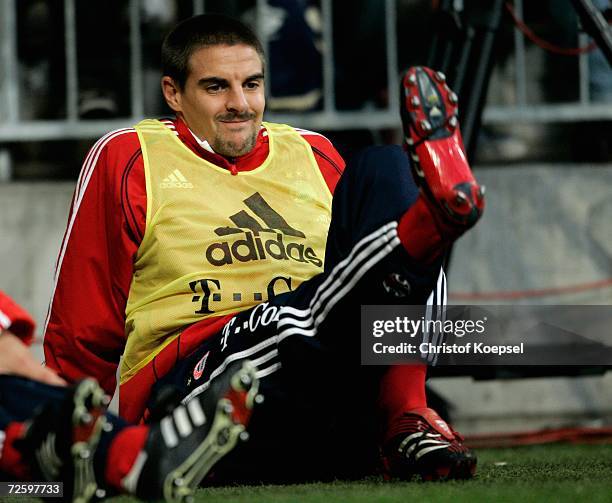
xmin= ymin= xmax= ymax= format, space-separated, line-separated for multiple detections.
xmin=160 ymin=399 xmax=207 ymax=448
xmin=160 ymin=169 xmax=194 ymax=189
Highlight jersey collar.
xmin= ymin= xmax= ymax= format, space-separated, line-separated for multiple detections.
xmin=173 ymin=116 xmax=270 ymax=174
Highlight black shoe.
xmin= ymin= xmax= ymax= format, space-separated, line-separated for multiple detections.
xmin=381 ymin=407 xmax=477 ymax=481
xmin=130 ymin=360 xmax=262 ymax=502
xmin=18 ymin=378 xmax=109 ymax=503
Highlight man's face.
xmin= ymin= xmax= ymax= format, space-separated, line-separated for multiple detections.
xmin=163 ymin=44 xmax=265 ymax=157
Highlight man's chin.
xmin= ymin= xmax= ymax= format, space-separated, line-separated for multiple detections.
xmin=214 ymin=134 xmax=258 ymax=158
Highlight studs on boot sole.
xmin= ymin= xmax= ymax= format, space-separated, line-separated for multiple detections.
xmin=91 ymin=387 xmax=108 ymax=408
xmin=239 ymin=431 xmax=250 ymax=442
xmin=435 ymin=71 xmax=446 ymax=83
xmin=239 ymin=373 xmax=253 ymax=389
xmin=79 ymin=412 xmax=93 ymax=425
xmin=217 ymin=427 xmax=231 ymax=446
xmin=455 ymin=192 xmax=468 ymax=205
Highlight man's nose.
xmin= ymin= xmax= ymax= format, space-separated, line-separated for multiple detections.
xmin=226 ymin=86 xmax=249 ymax=113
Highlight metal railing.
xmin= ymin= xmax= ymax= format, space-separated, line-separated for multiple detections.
xmin=0 ymin=0 xmax=611 ymax=145
xmin=486 ymin=0 xmax=612 ymax=122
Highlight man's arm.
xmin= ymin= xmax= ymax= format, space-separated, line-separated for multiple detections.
xmin=0 ymin=290 xmax=66 ymax=385
xmin=43 ymin=128 xmax=145 ymax=395
xmin=297 ymin=128 xmax=345 ymax=194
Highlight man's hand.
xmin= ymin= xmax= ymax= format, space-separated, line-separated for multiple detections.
xmin=0 ymin=330 xmax=66 ymax=386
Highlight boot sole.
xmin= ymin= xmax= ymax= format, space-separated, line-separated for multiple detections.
xmin=70 ymin=379 xmax=109 ymax=503
xmin=401 ymin=66 xmax=484 ymax=226
xmin=162 ymin=361 xmax=261 ymax=503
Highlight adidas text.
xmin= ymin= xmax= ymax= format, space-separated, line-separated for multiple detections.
xmin=161 ymin=181 xmax=193 ymax=188
xmin=206 ymin=231 xmax=322 ymax=268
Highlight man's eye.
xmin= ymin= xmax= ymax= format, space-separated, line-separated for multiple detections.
xmin=206 ymin=84 xmax=222 ymax=92
xmin=245 ymin=81 xmax=260 ymax=89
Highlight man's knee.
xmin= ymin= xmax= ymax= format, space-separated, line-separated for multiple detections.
xmin=341 ymin=145 xmax=419 ymax=209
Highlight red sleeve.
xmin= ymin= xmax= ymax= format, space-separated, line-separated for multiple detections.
xmin=299 ymin=130 xmax=345 ymax=195
xmin=0 ymin=291 xmax=36 ymax=345
xmin=43 ymin=128 xmax=146 ymax=395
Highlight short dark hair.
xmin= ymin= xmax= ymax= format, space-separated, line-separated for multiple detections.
xmin=161 ymin=14 xmax=265 ymax=89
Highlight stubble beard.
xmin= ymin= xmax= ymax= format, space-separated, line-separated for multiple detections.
xmin=212 ymin=127 xmax=258 ymax=158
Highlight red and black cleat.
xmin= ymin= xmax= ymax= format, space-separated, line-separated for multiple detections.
xmin=381 ymin=407 xmax=477 ymax=482
xmin=132 ymin=360 xmax=262 ymax=503
xmin=18 ymin=379 xmax=110 ymax=503
xmin=400 ymin=66 xmax=485 ymax=228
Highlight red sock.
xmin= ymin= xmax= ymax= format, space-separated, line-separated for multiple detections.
xmin=379 ymin=364 xmax=427 ymax=438
xmin=105 ymin=425 xmax=149 ymax=493
xmin=0 ymin=422 xmax=31 ymax=479
xmin=398 ymin=196 xmax=459 ymax=262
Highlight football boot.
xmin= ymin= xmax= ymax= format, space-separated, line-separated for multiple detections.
xmin=18 ymin=378 xmax=109 ymax=503
xmin=381 ymin=407 xmax=477 ymax=481
xmin=129 ymin=360 xmax=262 ymax=502
xmin=400 ymin=66 xmax=485 ymax=228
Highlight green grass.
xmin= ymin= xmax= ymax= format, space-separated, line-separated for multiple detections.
xmin=6 ymin=444 xmax=612 ymax=503
xmin=129 ymin=444 xmax=612 ymax=503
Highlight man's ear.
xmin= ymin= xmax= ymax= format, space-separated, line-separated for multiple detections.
xmin=161 ymin=76 xmax=182 ymax=112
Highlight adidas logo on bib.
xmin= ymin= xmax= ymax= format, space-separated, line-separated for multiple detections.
xmin=206 ymin=192 xmax=322 ymax=268
xmin=161 ymin=169 xmax=194 ymax=188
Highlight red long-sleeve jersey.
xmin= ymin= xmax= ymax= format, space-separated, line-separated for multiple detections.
xmin=43 ymin=117 xmax=344 ymax=421
xmin=0 ymin=290 xmax=36 ymax=345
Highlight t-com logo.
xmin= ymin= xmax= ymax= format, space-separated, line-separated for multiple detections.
xmin=206 ymin=192 xmax=322 ymax=268
xmin=189 ymin=275 xmax=293 ymax=315
xmin=220 ymin=301 xmax=281 ymax=351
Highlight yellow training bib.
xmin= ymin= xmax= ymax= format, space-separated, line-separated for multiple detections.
xmin=121 ymin=120 xmax=332 ymax=382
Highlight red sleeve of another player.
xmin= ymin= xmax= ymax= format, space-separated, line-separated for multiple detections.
xmin=301 ymin=131 xmax=345 ymax=195
xmin=0 ymin=291 xmax=36 ymax=345
xmin=43 ymin=130 xmax=145 ymax=396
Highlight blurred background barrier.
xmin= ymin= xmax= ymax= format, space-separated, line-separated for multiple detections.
xmin=0 ymin=0 xmax=611 ymax=432
xmin=1 ymin=0 xmax=611 ymax=151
